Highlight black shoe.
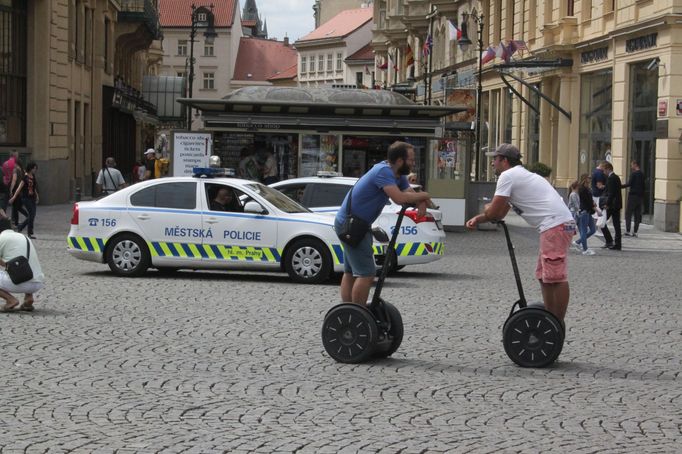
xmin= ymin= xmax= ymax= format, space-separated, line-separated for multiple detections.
xmin=624 ymin=232 xmax=632 ymax=237
xmin=601 ymin=243 xmax=614 ymax=249
xmin=608 ymin=245 xmax=621 ymax=250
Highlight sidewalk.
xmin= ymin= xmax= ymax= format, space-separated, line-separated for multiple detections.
xmin=501 ymin=211 xmax=682 ymax=252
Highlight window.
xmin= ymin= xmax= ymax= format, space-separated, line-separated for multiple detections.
xmin=204 ymin=43 xmax=214 ymax=56
xmin=130 ymin=182 xmax=197 ymax=209
xmin=356 ymin=72 xmax=363 ymax=87
xmin=104 ymin=17 xmax=110 ymax=71
xmin=336 ymin=53 xmax=343 ymax=71
xmin=276 ymin=184 xmax=308 ymax=204
xmin=197 ymin=12 xmax=207 ymax=22
xmin=308 ymin=184 xmax=351 ymax=208
xmin=567 ymin=0 xmax=575 ymax=16
xmin=318 ymin=55 xmax=324 ymax=72
xmin=0 ymin=1 xmax=27 ymax=145
xmin=327 ymin=54 xmax=333 ymax=72
xmin=301 ymin=56 xmax=307 ymax=74
xmin=178 ymin=40 xmax=188 ymax=56
xmin=578 ymin=70 xmax=612 ymax=177
xmin=526 ymin=84 xmax=541 ymax=164
xmin=309 ymin=55 xmax=315 ymax=73
xmin=177 ymin=71 xmax=186 ymax=78
xmin=203 ymin=72 xmax=215 ymax=89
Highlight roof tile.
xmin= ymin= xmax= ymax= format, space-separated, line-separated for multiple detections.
xmin=233 ymin=37 xmax=298 ymax=81
xmin=297 ymin=7 xmax=373 ymax=42
xmin=159 ymin=0 xmax=236 ymax=27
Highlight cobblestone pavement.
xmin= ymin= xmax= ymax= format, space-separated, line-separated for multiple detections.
xmin=1 ymin=205 xmax=680 ymax=453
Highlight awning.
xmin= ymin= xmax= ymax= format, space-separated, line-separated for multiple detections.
xmin=178 ymin=86 xmax=467 ymax=136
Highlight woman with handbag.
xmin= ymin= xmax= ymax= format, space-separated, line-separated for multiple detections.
xmin=0 ymin=217 xmax=44 ymax=312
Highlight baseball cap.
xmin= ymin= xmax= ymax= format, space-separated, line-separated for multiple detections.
xmin=144 ymin=148 xmax=156 ymax=155
xmin=485 ymin=143 xmax=521 ymax=160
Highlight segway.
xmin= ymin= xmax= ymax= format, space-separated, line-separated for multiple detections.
xmin=321 ymin=206 xmax=407 ymax=363
xmin=499 ymin=221 xmax=565 ymax=368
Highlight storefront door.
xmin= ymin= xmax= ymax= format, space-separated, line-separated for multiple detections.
xmin=629 ymin=62 xmax=657 ymax=221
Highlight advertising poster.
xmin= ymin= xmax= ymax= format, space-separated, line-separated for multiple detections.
xmin=172 ymin=132 xmax=211 ymax=176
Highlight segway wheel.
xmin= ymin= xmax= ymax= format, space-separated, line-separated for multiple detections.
xmin=322 ymin=304 xmax=378 ymax=363
xmin=503 ymin=307 xmax=564 ymax=368
xmin=374 ymin=302 xmax=403 ymax=359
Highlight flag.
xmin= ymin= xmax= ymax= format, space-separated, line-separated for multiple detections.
xmin=405 ymin=44 xmax=415 ymax=66
xmin=448 ymin=21 xmax=462 ymax=41
xmin=511 ymin=40 xmax=528 ymax=51
xmin=495 ymin=41 xmax=511 ymax=63
xmin=481 ymin=46 xmax=496 ymax=65
xmin=365 ymin=65 xmax=371 ymax=75
xmin=378 ymin=58 xmax=388 ymax=70
xmin=422 ymin=34 xmax=433 ymax=57
xmin=389 ymin=52 xmax=398 ymax=70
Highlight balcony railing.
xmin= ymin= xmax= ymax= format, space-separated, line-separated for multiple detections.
xmin=119 ymin=0 xmax=162 ymax=40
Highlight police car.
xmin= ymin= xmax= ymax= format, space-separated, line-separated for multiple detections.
xmin=270 ymin=173 xmax=445 ymax=269
xmin=66 ymin=169 xmax=389 ymax=284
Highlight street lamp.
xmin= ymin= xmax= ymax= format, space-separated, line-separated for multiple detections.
xmin=457 ymin=10 xmax=484 ymax=180
xmin=187 ymin=3 xmax=217 ymax=131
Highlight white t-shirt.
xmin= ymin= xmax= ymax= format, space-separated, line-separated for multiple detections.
xmin=137 ymin=165 xmax=146 ymax=182
xmin=96 ymin=167 xmax=125 ymax=192
xmin=0 ymin=230 xmax=44 ymax=283
xmin=494 ymin=165 xmax=573 ymax=232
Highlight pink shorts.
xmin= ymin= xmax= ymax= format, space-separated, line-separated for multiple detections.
xmin=535 ymin=223 xmax=575 ymax=284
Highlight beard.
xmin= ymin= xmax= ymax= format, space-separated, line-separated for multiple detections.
xmin=399 ymin=162 xmax=411 ymax=175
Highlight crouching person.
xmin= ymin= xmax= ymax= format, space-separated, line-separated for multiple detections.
xmin=0 ymin=217 xmax=44 ymax=312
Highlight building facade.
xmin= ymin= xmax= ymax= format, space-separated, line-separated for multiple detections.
xmin=0 ymin=0 xmax=161 ymax=203
xmin=158 ymin=0 xmax=242 ymax=131
xmin=372 ymin=0 xmax=682 ymax=231
xmin=296 ymin=7 xmax=374 ymax=88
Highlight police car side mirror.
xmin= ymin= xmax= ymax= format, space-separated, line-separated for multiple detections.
xmin=244 ymin=201 xmax=267 ymax=214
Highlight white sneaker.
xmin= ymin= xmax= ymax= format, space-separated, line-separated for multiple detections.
xmin=582 ymin=248 xmax=596 ymax=256
xmin=572 ymin=240 xmax=582 ymax=251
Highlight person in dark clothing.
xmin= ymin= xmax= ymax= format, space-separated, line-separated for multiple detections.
xmin=622 ymin=160 xmax=645 ymax=237
xmin=600 ymin=161 xmax=623 ymax=250
xmin=9 ymin=160 xmax=28 ymax=227
xmin=9 ymin=161 xmax=39 ymax=239
xmin=209 ymin=187 xmax=242 ymax=212
xmin=591 ymin=162 xmax=607 ymax=206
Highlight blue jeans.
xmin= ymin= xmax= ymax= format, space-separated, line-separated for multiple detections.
xmin=577 ymin=211 xmax=596 ymax=251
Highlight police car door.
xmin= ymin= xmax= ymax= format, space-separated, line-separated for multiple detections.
xmin=201 ymin=182 xmax=279 ymax=268
xmin=128 ymin=180 xmax=204 ymax=267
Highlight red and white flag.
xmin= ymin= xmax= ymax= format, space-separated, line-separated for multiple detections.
xmin=481 ymin=46 xmax=496 ymax=65
xmin=448 ymin=22 xmax=462 ymax=41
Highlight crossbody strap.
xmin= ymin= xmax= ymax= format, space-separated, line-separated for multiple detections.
xmin=105 ymin=167 xmax=115 ymax=191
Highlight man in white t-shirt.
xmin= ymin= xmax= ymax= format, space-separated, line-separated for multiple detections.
xmin=466 ymin=144 xmax=576 ymax=321
xmin=96 ymin=157 xmax=127 ymax=195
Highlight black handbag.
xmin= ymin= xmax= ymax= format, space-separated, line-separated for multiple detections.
xmin=6 ymin=237 xmax=33 ymax=285
xmin=336 ymin=186 xmax=371 ymax=247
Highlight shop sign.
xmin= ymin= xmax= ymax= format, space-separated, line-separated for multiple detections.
xmin=580 ymin=47 xmax=608 ymax=64
xmin=676 ymin=99 xmax=682 ymax=116
xmin=658 ymin=99 xmax=668 ymax=117
xmin=626 ymin=33 xmax=657 ymax=53
xmin=172 ymin=132 xmax=211 ymax=176
xmin=453 ymin=68 xmax=476 ymax=89
xmin=236 ymin=122 xmax=281 ymax=131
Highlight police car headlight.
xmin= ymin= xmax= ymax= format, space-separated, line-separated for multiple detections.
xmin=372 ymin=227 xmax=389 ymax=243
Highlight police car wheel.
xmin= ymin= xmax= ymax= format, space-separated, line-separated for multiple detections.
xmin=106 ymin=234 xmax=150 ymax=277
xmin=285 ymin=238 xmax=332 ymax=284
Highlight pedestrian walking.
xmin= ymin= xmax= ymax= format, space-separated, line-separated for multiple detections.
xmin=143 ymin=148 xmax=157 ymax=180
xmin=95 ymin=157 xmax=127 ymax=195
xmin=466 ymin=143 xmax=575 ymax=321
xmin=600 ymin=161 xmax=623 ymax=250
xmin=1 ymin=150 xmax=18 ymax=214
xmin=9 ymin=159 xmax=28 ymax=228
xmin=574 ymin=174 xmax=599 ymax=256
xmin=9 ymin=162 xmax=39 ymax=239
xmin=622 ymin=159 xmax=645 ymax=237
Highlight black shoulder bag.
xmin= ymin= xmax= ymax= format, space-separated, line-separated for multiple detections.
xmin=7 ymin=237 xmax=33 ymax=285
xmin=336 ymin=186 xmax=371 ymax=247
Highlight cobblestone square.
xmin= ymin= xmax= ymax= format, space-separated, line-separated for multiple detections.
xmin=1 ymin=205 xmax=680 ymax=453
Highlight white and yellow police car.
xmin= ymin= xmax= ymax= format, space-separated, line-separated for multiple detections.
xmin=66 ymin=170 xmax=387 ymax=284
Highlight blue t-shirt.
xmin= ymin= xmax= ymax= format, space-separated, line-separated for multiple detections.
xmin=336 ymin=161 xmax=409 ymax=225
xmin=591 ymin=167 xmax=606 ymax=197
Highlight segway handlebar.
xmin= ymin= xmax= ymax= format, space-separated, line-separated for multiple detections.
xmin=495 ymin=220 xmax=527 ymax=309
xmin=370 ymin=205 xmax=410 ymax=307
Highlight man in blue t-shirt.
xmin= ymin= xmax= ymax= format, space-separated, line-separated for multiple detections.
xmin=334 ymin=141 xmax=433 ymax=305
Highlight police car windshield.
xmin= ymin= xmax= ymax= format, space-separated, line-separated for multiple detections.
xmin=245 ymin=184 xmax=311 ymax=213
